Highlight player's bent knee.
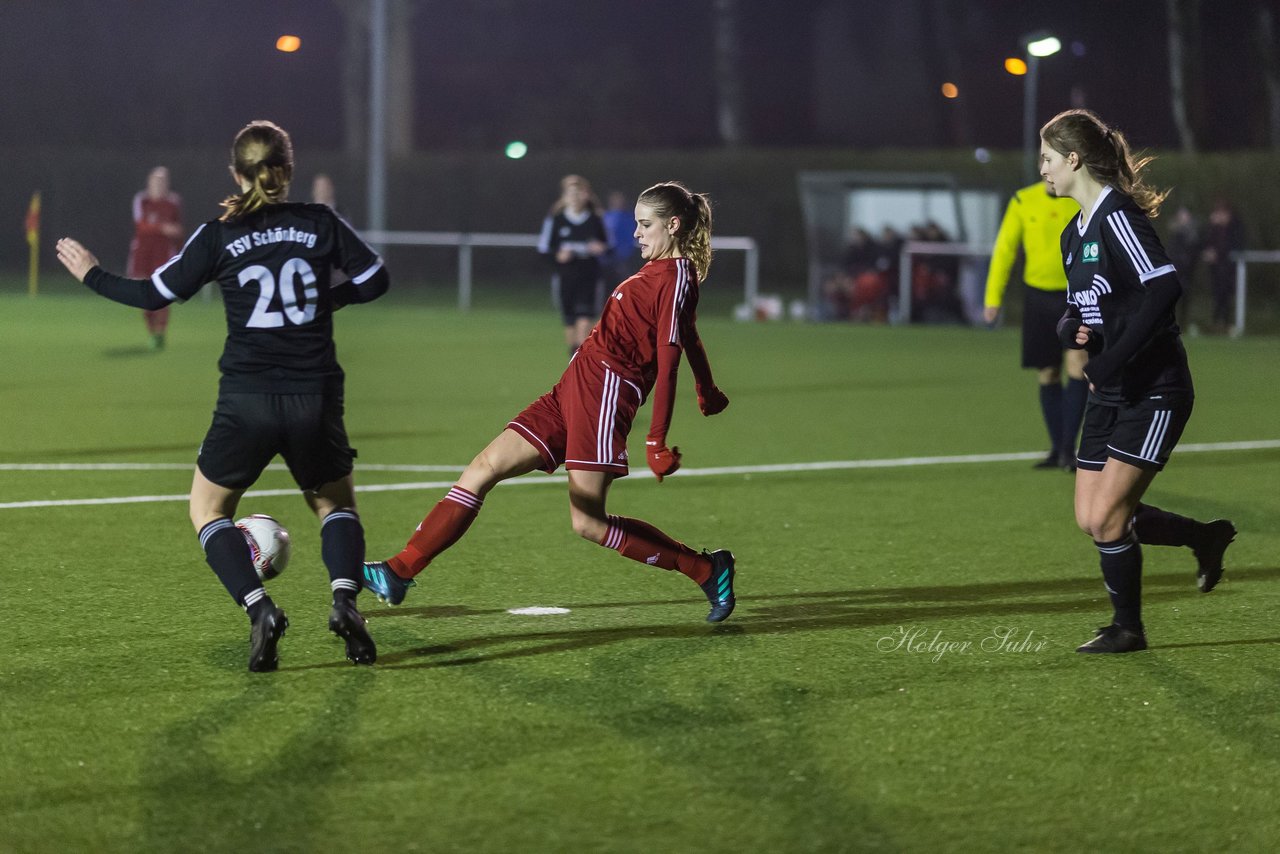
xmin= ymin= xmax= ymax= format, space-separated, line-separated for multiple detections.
xmin=569 ymin=511 xmax=607 ymax=543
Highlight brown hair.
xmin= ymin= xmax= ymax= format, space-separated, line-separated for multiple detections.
xmin=637 ymin=181 xmax=713 ymax=281
xmin=1040 ymin=109 xmax=1167 ymax=217
xmin=219 ymin=120 xmax=294 ymax=221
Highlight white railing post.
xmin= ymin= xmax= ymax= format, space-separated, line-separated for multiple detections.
xmin=459 ymin=239 xmax=473 ymax=312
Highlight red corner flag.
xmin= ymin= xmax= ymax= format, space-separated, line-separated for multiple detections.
xmin=26 ymin=191 xmax=41 ymax=296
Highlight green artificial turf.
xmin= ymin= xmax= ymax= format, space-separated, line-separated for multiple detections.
xmin=1 ymin=285 xmax=1278 ymax=853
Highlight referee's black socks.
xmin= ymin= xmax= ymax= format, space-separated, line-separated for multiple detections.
xmin=1062 ymin=378 xmax=1088 ymax=457
xmin=1038 ymin=383 xmax=1064 ymax=457
xmin=321 ymin=509 xmax=364 ymax=604
xmin=198 ymin=518 xmax=273 ymax=618
xmin=1096 ymin=530 xmax=1143 ymax=630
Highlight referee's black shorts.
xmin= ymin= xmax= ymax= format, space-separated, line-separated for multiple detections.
xmin=1021 ymin=284 xmax=1069 ymax=369
xmin=198 ymin=391 xmax=356 ymax=492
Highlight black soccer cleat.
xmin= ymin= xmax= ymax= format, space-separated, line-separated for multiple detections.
xmin=699 ymin=549 xmax=736 ymax=623
xmin=1076 ymin=624 xmax=1148 ymax=654
xmin=329 ymin=599 xmax=377 ymax=665
xmin=1193 ymin=519 xmax=1237 ymax=594
xmin=249 ymin=605 xmax=289 ymax=672
xmin=1033 ymin=451 xmax=1061 ymax=470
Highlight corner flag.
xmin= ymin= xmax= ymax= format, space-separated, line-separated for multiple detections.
xmin=26 ymin=191 xmax=41 ymax=296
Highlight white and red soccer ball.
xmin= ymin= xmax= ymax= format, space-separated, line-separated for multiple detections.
xmin=235 ymin=514 xmax=292 ymax=581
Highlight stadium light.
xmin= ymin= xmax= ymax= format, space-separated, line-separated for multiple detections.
xmin=1004 ymin=57 xmax=1028 ymax=76
xmin=275 ymin=35 xmax=301 ymax=53
xmin=1018 ymin=30 xmax=1061 ymax=183
xmin=940 ymin=82 xmax=958 ymax=99
xmin=505 ymin=141 xmax=528 ymax=159
xmin=1026 ymin=36 xmax=1061 ymax=58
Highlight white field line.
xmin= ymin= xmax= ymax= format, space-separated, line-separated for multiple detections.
xmin=1 ymin=439 xmax=1277 ymax=511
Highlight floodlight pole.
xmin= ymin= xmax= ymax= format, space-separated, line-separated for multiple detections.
xmin=367 ymin=0 xmax=389 ymax=233
xmin=1022 ymin=54 xmax=1041 ymax=185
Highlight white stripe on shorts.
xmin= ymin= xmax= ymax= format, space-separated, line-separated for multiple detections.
xmin=596 ymin=368 xmax=620 ymax=464
xmin=1139 ymin=409 xmax=1172 ymax=461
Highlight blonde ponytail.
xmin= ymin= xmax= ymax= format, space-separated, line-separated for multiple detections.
xmin=220 ymin=120 xmax=294 ymax=222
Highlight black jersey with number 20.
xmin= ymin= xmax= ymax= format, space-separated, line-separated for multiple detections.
xmin=1061 ymin=187 xmax=1193 ymax=407
xmin=151 ymin=203 xmax=382 ymax=393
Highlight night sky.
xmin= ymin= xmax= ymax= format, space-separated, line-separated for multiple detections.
xmin=1 ymin=0 xmax=1274 ymax=152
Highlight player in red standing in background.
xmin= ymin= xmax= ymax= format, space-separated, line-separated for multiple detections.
xmin=362 ymin=181 xmax=737 ymax=623
xmin=128 ymin=166 xmax=183 ymax=350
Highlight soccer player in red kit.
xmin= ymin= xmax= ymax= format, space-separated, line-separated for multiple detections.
xmin=362 ymin=181 xmax=737 ymax=623
xmin=128 ymin=166 xmax=183 ymax=349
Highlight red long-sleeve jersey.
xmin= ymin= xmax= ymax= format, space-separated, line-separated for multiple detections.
xmin=577 ymin=257 xmax=713 ymax=440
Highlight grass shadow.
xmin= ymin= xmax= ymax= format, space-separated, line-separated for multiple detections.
xmin=362 ymin=567 xmax=1279 ymax=670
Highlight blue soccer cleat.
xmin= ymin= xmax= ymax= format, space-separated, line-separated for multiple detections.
xmin=699 ymin=549 xmax=736 ymax=623
xmin=361 ymin=561 xmax=416 ymax=606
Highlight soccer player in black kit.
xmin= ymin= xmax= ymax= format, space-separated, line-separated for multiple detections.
xmin=537 ymin=174 xmax=610 ymax=355
xmin=1039 ymin=109 xmax=1236 ymax=653
xmin=56 ymin=121 xmax=389 ymax=671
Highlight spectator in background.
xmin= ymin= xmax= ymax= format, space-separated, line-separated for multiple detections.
xmin=602 ymin=189 xmax=639 ymax=286
xmin=876 ymin=225 xmax=903 ymax=315
xmin=911 ymin=221 xmax=965 ymax=324
xmin=537 ymin=174 xmax=609 ymax=356
xmin=311 ymin=173 xmax=338 ymax=211
xmin=983 ymin=180 xmax=1083 ymax=470
xmin=128 ymin=166 xmax=183 ymax=350
xmin=842 ymin=226 xmax=889 ymax=322
xmin=1202 ymin=198 xmax=1245 ymax=334
xmin=1166 ymin=205 xmax=1202 ymax=334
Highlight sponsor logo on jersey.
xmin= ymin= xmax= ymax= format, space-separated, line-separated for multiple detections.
xmin=1081 ymin=241 xmax=1100 ymax=263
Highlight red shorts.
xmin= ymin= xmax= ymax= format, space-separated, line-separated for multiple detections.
xmin=508 ymin=356 xmax=643 ymax=476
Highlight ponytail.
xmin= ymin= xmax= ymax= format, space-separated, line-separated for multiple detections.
xmin=1041 ymin=109 xmax=1168 ymax=217
xmin=220 ymin=120 xmax=294 ymax=222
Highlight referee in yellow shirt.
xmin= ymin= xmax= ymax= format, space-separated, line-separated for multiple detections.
xmin=984 ymin=181 xmax=1085 ymax=471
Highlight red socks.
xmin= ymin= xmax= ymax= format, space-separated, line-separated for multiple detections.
xmin=601 ymin=515 xmax=711 ymax=584
xmin=385 ymin=491 xmax=710 ymax=587
xmin=388 ymin=486 xmax=482 ymax=578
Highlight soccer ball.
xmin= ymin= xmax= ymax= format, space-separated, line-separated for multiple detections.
xmin=236 ymin=514 xmax=292 ymax=581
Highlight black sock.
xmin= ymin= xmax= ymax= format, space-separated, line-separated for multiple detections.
xmin=199 ymin=518 xmax=270 ymax=615
xmin=1131 ymin=502 xmax=1204 ymax=547
xmin=1062 ymin=378 xmax=1088 ymax=460
xmin=1096 ymin=530 xmax=1143 ymax=630
xmin=321 ymin=509 xmax=364 ymax=604
xmin=1039 ymin=383 xmax=1064 ymax=455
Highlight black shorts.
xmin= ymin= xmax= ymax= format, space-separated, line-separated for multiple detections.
xmin=1075 ymin=400 xmax=1192 ymax=472
xmin=556 ymin=273 xmax=602 ymax=325
xmin=198 ymin=391 xmax=356 ymax=491
xmin=1021 ymin=284 xmax=1068 ymax=369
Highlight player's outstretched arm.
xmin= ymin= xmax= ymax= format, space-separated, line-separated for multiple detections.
xmin=57 ymin=237 xmax=173 ymax=310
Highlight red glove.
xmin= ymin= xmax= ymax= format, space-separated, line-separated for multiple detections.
xmin=645 ymin=437 xmax=682 ymax=482
xmin=697 ymin=384 xmax=729 ymax=416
